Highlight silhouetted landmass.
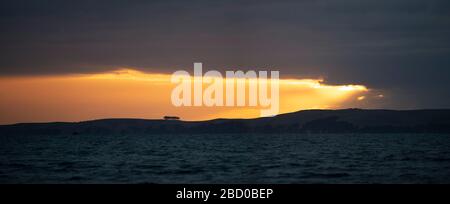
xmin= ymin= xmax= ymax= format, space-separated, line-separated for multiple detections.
xmin=163 ymin=116 xmax=180 ymax=120
xmin=1 ymin=109 xmax=450 ymax=135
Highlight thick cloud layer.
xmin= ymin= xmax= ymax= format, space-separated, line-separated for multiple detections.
xmin=1 ymin=0 xmax=449 ymax=108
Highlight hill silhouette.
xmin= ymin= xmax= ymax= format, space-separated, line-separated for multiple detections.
xmin=1 ymin=109 xmax=450 ymax=135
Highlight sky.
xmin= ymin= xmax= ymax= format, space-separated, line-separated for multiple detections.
xmin=0 ymin=0 xmax=449 ymax=124
xmin=0 ymin=69 xmax=369 ymax=124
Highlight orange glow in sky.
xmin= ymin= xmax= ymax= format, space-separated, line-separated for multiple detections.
xmin=0 ymin=69 xmax=369 ymax=124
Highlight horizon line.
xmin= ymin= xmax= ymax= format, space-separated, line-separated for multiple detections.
xmin=2 ymin=108 xmax=450 ymax=126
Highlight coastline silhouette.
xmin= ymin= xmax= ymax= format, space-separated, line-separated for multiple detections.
xmin=1 ymin=109 xmax=450 ymax=135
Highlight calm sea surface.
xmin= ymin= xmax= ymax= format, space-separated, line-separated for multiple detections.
xmin=0 ymin=133 xmax=449 ymax=183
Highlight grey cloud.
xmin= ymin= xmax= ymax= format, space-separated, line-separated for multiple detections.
xmin=0 ymin=0 xmax=449 ymax=108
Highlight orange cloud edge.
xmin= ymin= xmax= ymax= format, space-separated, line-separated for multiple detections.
xmin=0 ymin=68 xmax=377 ymax=124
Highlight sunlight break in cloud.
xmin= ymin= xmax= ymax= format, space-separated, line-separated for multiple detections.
xmin=0 ymin=68 xmax=369 ymax=124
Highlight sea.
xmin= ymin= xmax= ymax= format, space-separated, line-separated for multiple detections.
xmin=0 ymin=133 xmax=449 ymax=183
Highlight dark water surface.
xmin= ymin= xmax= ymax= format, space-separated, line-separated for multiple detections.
xmin=0 ymin=134 xmax=449 ymax=183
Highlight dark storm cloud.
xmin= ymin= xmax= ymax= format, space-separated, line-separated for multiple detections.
xmin=1 ymin=0 xmax=450 ymax=108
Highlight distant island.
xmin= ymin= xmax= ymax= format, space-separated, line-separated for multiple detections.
xmin=1 ymin=109 xmax=450 ymax=135
xmin=163 ymin=116 xmax=180 ymax=121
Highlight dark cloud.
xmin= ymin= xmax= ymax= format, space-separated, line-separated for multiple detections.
xmin=1 ymin=0 xmax=450 ymax=108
